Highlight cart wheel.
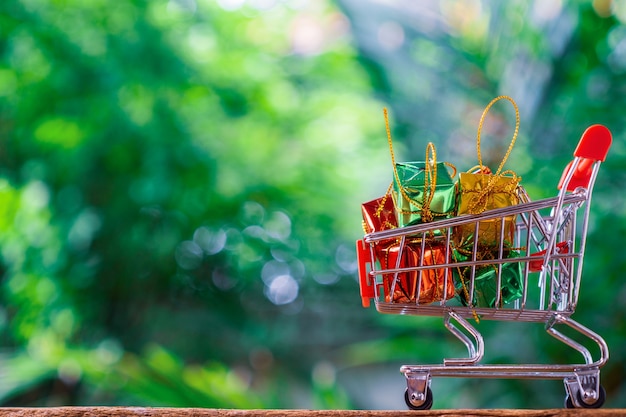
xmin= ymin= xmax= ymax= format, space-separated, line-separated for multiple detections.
xmin=404 ymin=387 xmax=433 ymax=410
xmin=565 ymin=384 xmax=606 ymax=409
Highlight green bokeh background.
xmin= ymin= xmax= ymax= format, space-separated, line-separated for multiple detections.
xmin=0 ymin=0 xmax=624 ymax=410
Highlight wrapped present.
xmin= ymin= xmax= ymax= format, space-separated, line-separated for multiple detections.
xmin=453 ymin=247 xmax=523 ymax=308
xmin=455 ymin=169 xmax=518 ymax=246
xmin=380 ymin=240 xmax=455 ymax=304
xmin=361 ymin=189 xmax=397 ymax=234
xmin=384 ymin=110 xmax=457 ymax=229
xmin=455 ymin=95 xmax=521 ymax=247
xmin=392 ymin=159 xmax=457 ymax=228
xmin=361 ymin=191 xmax=398 ymax=271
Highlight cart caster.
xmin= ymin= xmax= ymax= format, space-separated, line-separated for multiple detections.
xmin=404 ymin=387 xmax=433 ymax=410
xmin=565 ymin=384 xmax=606 ymax=409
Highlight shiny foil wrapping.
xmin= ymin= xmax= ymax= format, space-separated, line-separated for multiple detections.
xmin=392 ymin=162 xmax=457 ymax=228
xmin=455 ymin=172 xmax=519 ymax=246
xmin=453 ymin=248 xmax=523 ymax=308
xmin=380 ymin=241 xmax=455 ymax=304
xmin=361 ymin=194 xmax=397 ymax=234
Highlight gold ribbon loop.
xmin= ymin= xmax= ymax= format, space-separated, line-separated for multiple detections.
xmin=384 ymin=108 xmax=456 ymax=221
xmin=476 ymin=95 xmax=520 ymax=175
xmin=421 ymin=142 xmax=437 ymax=223
xmin=467 ymin=96 xmax=521 ymax=214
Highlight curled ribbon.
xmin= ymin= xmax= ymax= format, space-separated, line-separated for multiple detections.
xmin=420 ymin=142 xmax=437 ymax=223
xmin=466 ymin=96 xmax=521 ymax=214
xmin=384 ymin=108 xmax=456 ymax=221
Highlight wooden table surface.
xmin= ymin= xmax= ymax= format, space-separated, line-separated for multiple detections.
xmin=0 ymin=408 xmax=625 ymax=417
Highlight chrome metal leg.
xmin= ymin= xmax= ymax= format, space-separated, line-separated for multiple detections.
xmin=443 ymin=310 xmax=484 ymax=366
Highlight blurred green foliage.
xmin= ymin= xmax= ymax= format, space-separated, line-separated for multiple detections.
xmin=0 ymin=0 xmax=385 ymax=408
xmin=0 ymin=0 xmax=624 ymax=410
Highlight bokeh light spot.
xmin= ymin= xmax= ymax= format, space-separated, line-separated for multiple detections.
xmin=261 ymin=260 xmax=289 ymax=285
xmin=240 ymin=201 xmax=265 ymax=225
xmin=265 ymin=274 xmax=298 ymax=305
xmin=193 ymin=227 xmax=227 ymax=255
xmin=264 ymin=211 xmax=291 ymax=241
xmin=175 ymin=240 xmax=203 ymax=270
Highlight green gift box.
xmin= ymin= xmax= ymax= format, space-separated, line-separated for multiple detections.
xmin=391 ymin=144 xmax=457 ymax=228
xmin=453 ymin=248 xmax=523 ymax=308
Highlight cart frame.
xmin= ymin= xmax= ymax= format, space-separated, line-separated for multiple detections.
xmin=356 ymin=125 xmax=612 ymax=409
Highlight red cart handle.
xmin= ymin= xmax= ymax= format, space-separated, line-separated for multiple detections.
xmin=356 ymin=239 xmax=374 ymax=308
xmin=558 ymin=124 xmax=612 ymax=191
xmin=529 ymin=241 xmax=570 ymax=272
xmin=573 ymin=124 xmax=611 ymax=161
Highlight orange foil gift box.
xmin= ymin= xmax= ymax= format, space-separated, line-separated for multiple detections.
xmin=379 ymin=241 xmax=455 ymax=304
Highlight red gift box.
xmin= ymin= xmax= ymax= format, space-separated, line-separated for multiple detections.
xmin=379 ymin=241 xmax=455 ymax=304
xmin=361 ymin=194 xmax=397 ymax=234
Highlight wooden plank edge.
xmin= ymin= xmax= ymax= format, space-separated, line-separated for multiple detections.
xmin=0 ymin=408 xmax=625 ymax=417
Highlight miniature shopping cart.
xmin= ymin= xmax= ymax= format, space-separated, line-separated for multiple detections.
xmin=356 ymin=125 xmax=612 ymax=409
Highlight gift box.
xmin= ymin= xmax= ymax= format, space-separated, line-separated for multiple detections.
xmin=453 ymin=247 xmax=523 ymax=308
xmin=455 ymin=171 xmax=518 ymax=246
xmin=361 ymin=192 xmax=397 ymax=234
xmin=392 ymin=160 xmax=457 ymax=228
xmin=380 ymin=241 xmax=455 ymax=304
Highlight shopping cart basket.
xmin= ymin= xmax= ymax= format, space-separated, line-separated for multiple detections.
xmin=356 ymin=124 xmax=612 ymax=409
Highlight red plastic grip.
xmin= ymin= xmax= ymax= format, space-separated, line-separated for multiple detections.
xmin=529 ymin=241 xmax=570 ymax=272
xmin=356 ymin=239 xmax=374 ymax=308
xmin=558 ymin=159 xmax=593 ymax=191
xmin=558 ymin=124 xmax=612 ymax=191
xmin=573 ymin=124 xmax=612 ymax=161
